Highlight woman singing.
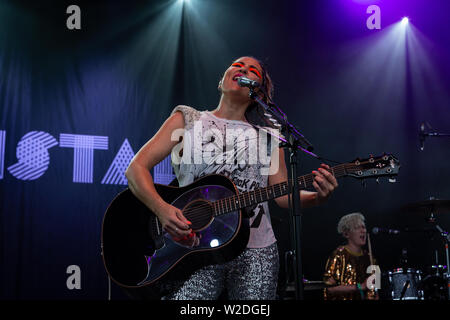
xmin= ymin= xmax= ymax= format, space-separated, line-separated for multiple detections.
xmin=125 ymin=56 xmax=338 ymax=300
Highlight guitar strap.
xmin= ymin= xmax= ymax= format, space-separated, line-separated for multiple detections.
xmin=243 ymin=204 xmax=256 ymax=218
xmin=250 ymin=204 xmax=265 ymax=228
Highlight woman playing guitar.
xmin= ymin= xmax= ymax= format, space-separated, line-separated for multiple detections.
xmin=124 ymin=56 xmax=338 ymax=300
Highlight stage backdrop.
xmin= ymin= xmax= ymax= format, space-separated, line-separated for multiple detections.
xmin=1 ymin=0 xmax=450 ymax=299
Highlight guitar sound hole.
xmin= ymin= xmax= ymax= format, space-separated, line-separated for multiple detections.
xmin=182 ymin=199 xmax=213 ymax=231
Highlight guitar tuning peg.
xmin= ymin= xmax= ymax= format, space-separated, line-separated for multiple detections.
xmin=376 ymin=178 xmax=380 ymax=184
xmin=388 ymin=178 xmax=397 ymax=183
xmin=267 ymin=118 xmax=282 ymax=128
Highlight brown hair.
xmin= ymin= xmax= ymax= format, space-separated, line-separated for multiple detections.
xmin=244 ymin=56 xmax=275 ymax=128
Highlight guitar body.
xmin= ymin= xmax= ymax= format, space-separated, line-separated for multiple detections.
xmin=101 ymin=174 xmax=249 ymax=298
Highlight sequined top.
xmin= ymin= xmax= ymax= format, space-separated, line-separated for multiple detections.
xmin=323 ymin=246 xmax=376 ymax=300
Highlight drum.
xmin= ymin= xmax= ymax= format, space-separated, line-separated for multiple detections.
xmin=387 ymin=268 xmax=424 ymax=300
xmin=427 ymin=265 xmax=447 ymax=277
xmin=422 ymin=265 xmax=448 ymax=300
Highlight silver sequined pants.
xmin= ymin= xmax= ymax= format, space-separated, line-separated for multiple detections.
xmin=162 ymin=242 xmax=279 ymax=300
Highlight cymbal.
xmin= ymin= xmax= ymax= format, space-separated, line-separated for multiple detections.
xmin=403 ymin=199 xmax=450 ymax=215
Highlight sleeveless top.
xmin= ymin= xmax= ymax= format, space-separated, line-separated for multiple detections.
xmin=170 ymin=105 xmax=278 ymax=248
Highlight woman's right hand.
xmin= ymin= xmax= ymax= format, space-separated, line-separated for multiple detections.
xmin=155 ymin=202 xmax=200 ymax=247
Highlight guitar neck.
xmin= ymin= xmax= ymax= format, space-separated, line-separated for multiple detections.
xmin=213 ymin=163 xmax=349 ymax=217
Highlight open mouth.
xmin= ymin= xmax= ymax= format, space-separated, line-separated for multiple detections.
xmin=232 ymin=73 xmax=244 ymax=81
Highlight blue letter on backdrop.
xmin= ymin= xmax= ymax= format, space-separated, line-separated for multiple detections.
xmin=7 ymin=131 xmax=58 ymax=180
xmin=101 ymin=138 xmax=135 ymax=185
xmin=60 ymin=134 xmax=108 ymax=183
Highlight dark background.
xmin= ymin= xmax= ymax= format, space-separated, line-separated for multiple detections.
xmin=1 ymin=0 xmax=449 ymax=299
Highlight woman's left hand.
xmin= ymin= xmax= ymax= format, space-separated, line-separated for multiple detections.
xmin=312 ymin=164 xmax=339 ymax=205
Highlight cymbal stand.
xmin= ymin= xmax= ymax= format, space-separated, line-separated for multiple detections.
xmin=434 ymin=224 xmax=450 ymax=300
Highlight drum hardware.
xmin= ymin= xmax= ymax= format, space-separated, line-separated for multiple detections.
xmin=400 ymin=198 xmax=450 ymax=300
xmin=402 ymin=198 xmax=450 ymax=217
xmin=302 ymin=280 xmax=332 ymax=291
xmin=422 ymin=253 xmax=448 ymax=301
xmin=422 ymin=271 xmax=448 ymax=300
xmin=429 ymin=264 xmax=447 ymax=276
xmin=433 ymin=224 xmax=450 ymax=300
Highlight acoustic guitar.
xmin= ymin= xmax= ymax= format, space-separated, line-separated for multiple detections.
xmin=101 ymin=154 xmax=400 ymax=297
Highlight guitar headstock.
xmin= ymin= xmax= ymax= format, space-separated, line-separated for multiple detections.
xmin=346 ymin=153 xmax=400 ymax=182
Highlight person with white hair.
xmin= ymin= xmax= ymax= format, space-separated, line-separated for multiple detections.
xmin=323 ymin=212 xmax=377 ymax=300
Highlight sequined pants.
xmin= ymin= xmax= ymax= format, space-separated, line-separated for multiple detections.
xmin=161 ymin=242 xmax=279 ymax=300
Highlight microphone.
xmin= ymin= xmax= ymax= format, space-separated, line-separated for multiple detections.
xmin=372 ymin=227 xmax=400 ymax=235
xmin=237 ymin=77 xmax=260 ymax=89
xmin=419 ymin=122 xmax=426 ymax=151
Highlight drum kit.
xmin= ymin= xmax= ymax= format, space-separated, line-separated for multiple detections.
xmin=301 ymin=199 xmax=450 ymax=301
xmin=379 ymin=198 xmax=450 ymax=301
xmin=299 ymin=125 xmax=450 ymax=300
xmin=382 ymin=127 xmax=450 ymax=300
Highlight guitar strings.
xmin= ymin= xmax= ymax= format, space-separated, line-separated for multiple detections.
xmin=179 ymin=161 xmax=383 ymax=221
xmin=180 ymin=165 xmax=356 ymax=219
xmin=182 ymin=180 xmax=313 ymax=222
xmin=182 ymin=180 xmax=288 ymax=219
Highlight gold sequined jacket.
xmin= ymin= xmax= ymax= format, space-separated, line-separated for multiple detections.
xmin=323 ymin=246 xmax=376 ymax=300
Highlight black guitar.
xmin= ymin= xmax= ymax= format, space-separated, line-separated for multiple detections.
xmin=101 ymin=154 xmax=400 ymax=296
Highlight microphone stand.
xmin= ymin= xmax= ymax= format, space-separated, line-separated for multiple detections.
xmin=248 ymin=88 xmax=316 ymax=300
xmin=419 ymin=124 xmax=450 ymax=151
